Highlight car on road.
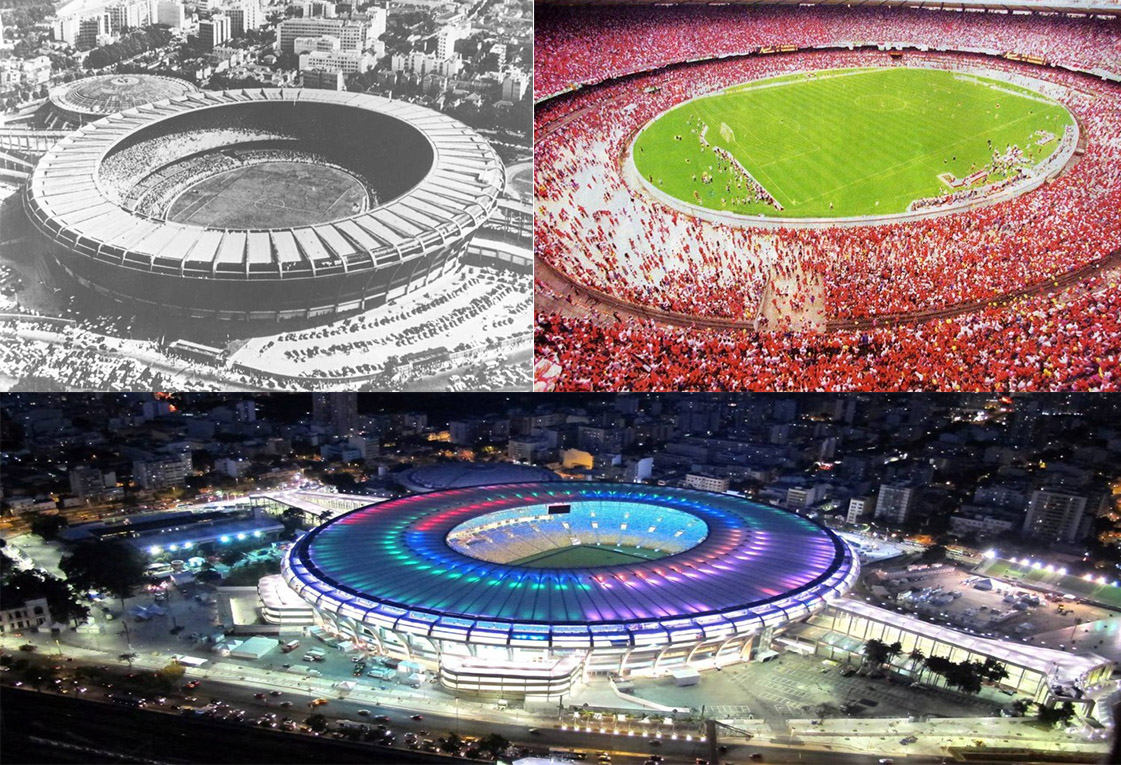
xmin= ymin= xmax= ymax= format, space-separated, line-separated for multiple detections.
xmin=254 ymin=693 xmax=267 ymax=700
xmin=410 ymin=714 xmax=423 ymax=720
xmin=900 ymin=735 xmax=917 ymax=745
xmin=357 ymin=709 xmax=371 ymax=716
xmin=269 ymin=690 xmax=282 ymax=697
xmin=310 ymin=698 xmax=329 ymax=707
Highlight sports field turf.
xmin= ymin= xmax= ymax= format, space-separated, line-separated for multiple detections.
xmin=632 ymin=67 xmax=1073 ymax=218
xmin=977 ymin=559 xmax=1121 ymax=610
xmin=511 ymin=545 xmax=662 ymax=568
xmin=167 ymin=161 xmax=369 ymax=229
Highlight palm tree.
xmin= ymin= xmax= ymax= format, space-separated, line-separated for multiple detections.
xmin=908 ymin=648 xmax=926 ymax=680
xmin=862 ymin=638 xmax=889 ymax=668
xmin=885 ymin=641 xmax=903 ymax=667
xmin=118 ymin=652 xmax=137 ymax=670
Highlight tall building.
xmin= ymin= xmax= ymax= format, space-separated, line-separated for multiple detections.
xmin=312 ymin=393 xmax=359 ymax=435
xmin=501 ymin=69 xmax=526 ymax=101
xmin=133 ymin=452 xmax=192 ymax=490
xmin=436 ymin=25 xmax=461 ymax=59
xmin=874 ymin=483 xmax=917 ymax=525
xmin=367 ymin=6 xmax=386 ymax=40
xmin=70 ymin=466 xmax=114 ymax=500
xmin=235 ymin=399 xmax=256 ymax=423
xmin=277 ymin=17 xmax=374 ymax=54
xmin=1022 ymin=488 xmax=1092 ymax=545
xmin=847 ymin=496 xmax=871 ymax=525
xmin=156 ymin=0 xmax=185 ymax=29
xmin=77 ymin=15 xmax=109 ymax=50
xmin=301 ymin=68 xmax=345 ymax=89
xmin=199 ymin=14 xmax=231 ymax=51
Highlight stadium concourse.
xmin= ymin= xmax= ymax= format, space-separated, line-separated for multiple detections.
xmin=533 ymin=3 xmax=1121 ymax=391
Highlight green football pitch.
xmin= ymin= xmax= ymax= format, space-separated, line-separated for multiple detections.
xmin=632 ymin=67 xmax=1073 ymax=218
xmin=511 ymin=545 xmax=662 ymax=568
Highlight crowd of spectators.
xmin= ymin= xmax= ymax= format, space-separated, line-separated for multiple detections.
xmin=535 ymin=7 xmax=1121 ymax=390
xmin=126 ymin=147 xmax=375 ymax=220
xmin=536 ymin=49 xmax=1121 ymax=323
xmin=98 ymin=127 xmax=293 ymax=202
xmin=535 ymin=5 xmax=1121 ymax=98
xmin=535 ymin=270 xmax=1121 ymax=391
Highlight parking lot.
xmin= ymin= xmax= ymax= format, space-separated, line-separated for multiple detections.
xmin=628 ymin=654 xmax=1001 ymax=730
xmin=863 ymin=560 xmax=1119 ymax=643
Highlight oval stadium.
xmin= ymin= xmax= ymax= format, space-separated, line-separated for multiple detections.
xmin=282 ymin=482 xmax=858 ymax=697
xmin=534 ymin=0 xmax=1121 ymax=392
xmin=24 ymin=89 xmax=504 ymax=320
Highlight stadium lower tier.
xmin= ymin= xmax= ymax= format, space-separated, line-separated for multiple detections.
xmin=308 ymin=604 xmax=762 ymax=690
xmin=41 ymin=230 xmax=471 ymax=321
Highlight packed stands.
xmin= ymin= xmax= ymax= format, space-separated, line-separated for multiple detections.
xmin=534 ymin=5 xmax=1121 ymax=390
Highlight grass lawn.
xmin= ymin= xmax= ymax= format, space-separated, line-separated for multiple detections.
xmin=632 ymin=67 xmax=1072 ymax=218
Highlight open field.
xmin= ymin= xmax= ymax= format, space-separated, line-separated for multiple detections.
xmin=167 ymin=160 xmax=368 ymax=229
xmin=632 ymin=67 xmax=1072 ymax=218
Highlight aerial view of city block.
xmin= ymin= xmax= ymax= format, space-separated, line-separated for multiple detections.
xmin=2 ymin=392 xmax=1121 ymax=763
xmin=0 ymin=0 xmax=532 ymax=391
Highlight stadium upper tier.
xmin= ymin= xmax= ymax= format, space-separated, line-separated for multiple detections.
xmin=24 ymin=89 xmax=504 ymax=319
xmin=534 ymin=5 xmax=1120 ymax=98
xmin=283 ymin=483 xmax=858 ymax=649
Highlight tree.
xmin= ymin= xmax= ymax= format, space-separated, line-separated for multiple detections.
xmin=156 ymin=661 xmax=185 ymax=690
xmin=60 ymin=540 xmax=148 ymax=610
xmin=862 ymin=639 xmax=889 ymax=668
xmin=28 ymin=511 xmax=68 ymax=541
xmin=980 ymin=657 xmax=1009 ymax=685
xmin=305 ymin=713 xmax=329 ymax=733
xmin=478 ymin=732 xmax=510 ymax=758
xmin=1037 ymin=702 xmax=1076 ymax=728
xmin=1 ymin=567 xmax=89 ymax=628
xmin=884 ymin=641 xmax=903 ymax=666
xmin=439 ymin=733 xmax=462 ymax=754
xmin=924 ymin=655 xmax=954 ymax=685
xmin=118 ymin=652 xmax=138 ymax=670
xmin=908 ymin=648 xmax=926 ymax=679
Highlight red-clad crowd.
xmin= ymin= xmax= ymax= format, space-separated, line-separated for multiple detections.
xmin=536 ymin=272 xmax=1121 ymax=391
xmin=536 ymin=49 xmax=1121 ymax=324
xmin=535 ymin=5 xmax=1121 ymax=98
xmin=533 ymin=7 xmax=1121 ymax=390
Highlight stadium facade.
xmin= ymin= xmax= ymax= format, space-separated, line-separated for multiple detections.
xmin=25 ymin=89 xmax=504 ymax=320
xmin=283 ymin=483 xmax=859 ymax=697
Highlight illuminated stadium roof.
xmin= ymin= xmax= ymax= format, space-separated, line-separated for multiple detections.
xmin=48 ymin=75 xmax=200 ymax=122
xmin=26 ymin=89 xmax=502 ymax=276
xmin=396 ymin=462 xmax=561 ymax=493
xmin=284 ymin=483 xmax=858 ymax=648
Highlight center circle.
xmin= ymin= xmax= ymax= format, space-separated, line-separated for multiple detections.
xmin=631 ymin=66 xmax=1075 ymax=221
xmin=853 ymin=92 xmax=908 ymax=112
xmin=445 ymin=500 xmax=709 ymax=568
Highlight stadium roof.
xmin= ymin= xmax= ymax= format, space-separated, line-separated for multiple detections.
xmin=26 ymin=89 xmax=503 ymax=276
xmin=48 ymin=75 xmax=200 ymax=120
xmin=284 ymin=483 xmax=858 ymax=643
xmin=396 ymin=461 xmax=561 ymax=493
